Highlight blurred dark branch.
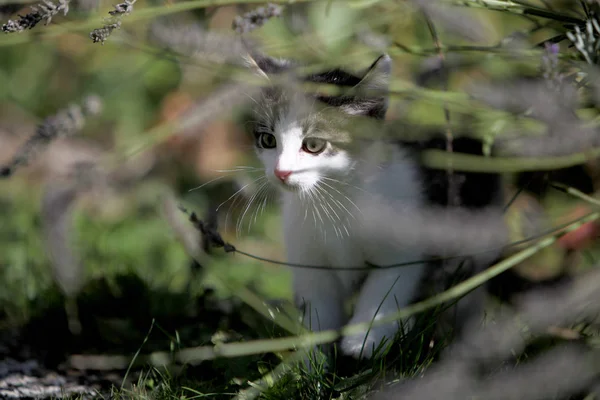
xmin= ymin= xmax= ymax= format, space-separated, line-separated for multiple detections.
xmin=162 ymin=194 xmax=203 ymax=260
xmin=179 ymin=206 xmax=235 ymax=254
xmin=177 ymin=203 xmax=597 ymax=273
xmin=0 ymin=95 xmax=101 ymax=178
xmin=179 ymin=204 xmax=505 ymax=271
xmin=422 ymin=11 xmax=458 ymax=207
xmin=40 ymin=180 xmax=83 ymax=334
xmin=373 ymin=266 xmax=600 ymax=400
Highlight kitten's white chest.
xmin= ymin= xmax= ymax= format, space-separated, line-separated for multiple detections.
xmin=279 ymin=149 xmax=424 ymax=297
xmin=282 ymin=191 xmax=369 ymax=292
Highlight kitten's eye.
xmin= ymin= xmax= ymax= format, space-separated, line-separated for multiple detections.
xmin=258 ymin=133 xmax=277 ymax=149
xmin=302 ymin=138 xmax=327 ymax=154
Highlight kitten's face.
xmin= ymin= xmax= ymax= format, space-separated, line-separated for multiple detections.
xmin=253 ymin=88 xmax=355 ymax=192
xmin=248 ymin=54 xmax=391 ymax=194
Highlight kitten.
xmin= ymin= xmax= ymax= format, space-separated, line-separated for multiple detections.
xmin=244 ymin=52 xmax=502 ymax=359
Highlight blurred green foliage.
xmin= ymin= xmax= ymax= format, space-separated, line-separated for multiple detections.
xmin=1 ymin=0 xmax=600 ymax=398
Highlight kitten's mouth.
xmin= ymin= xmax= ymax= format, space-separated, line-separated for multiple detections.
xmin=269 ymin=175 xmax=302 ymax=192
xmin=276 ymin=181 xmax=301 ymax=192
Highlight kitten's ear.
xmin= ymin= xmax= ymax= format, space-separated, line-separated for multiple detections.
xmin=243 ymin=40 xmax=293 ymax=79
xmin=353 ymin=54 xmax=391 ymax=119
xmin=357 ymin=54 xmax=392 ymax=94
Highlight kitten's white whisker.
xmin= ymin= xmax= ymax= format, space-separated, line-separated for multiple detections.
xmin=225 ymin=185 xmax=249 ymax=231
xmin=237 ymin=180 xmax=268 ymax=236
xmin=244 ymin=93 xmax=260 ymax=106
xmin=305 ymin=188 xmax=322 ymax=234
xmin=342 ymin=223 xmax=350 ymax=236
xmin=216 ymin=165 xmax=257 ymax=169
xmin=236 ymin=191 xmax=254 ymax=236
xmin=316 ymin=184 xmax=352 ymax=238
xmin=188 ymin=175 xmax=227 ymax=192
xmin=317 ymin=181 xmax=357 ymax=223
xmin=314 ymin=185 xmax=344 ymax=237
xmin=320 ymin=180 xmax=363 ymax=216
xmin=242 ymin=181 xmax=269 ymax=234
xmin=315 ymin=184 xmax=345 ymax=222
xmin=216 ymin=177 xmax=264 ymax=212
xmin=331 ymin=194 xmax=356 ymax=223
xmin=249 ymin=186 xmax=266 ymax=229
xmin=322 ymin=177 xmax=370 ymax=195
xmin=308 ymin=188 xmax=327 ymax=237
xmin=214 ymin=167 xmax=263 ymax=173
xmin=220 ymin=177 xmax=266 ymax=231
xmin=189 ymin=168 xmax=264 ymax=192
xmin=313 ymin=189 xmax=335 ymax=232
xmin=257 ymin=187 xmax=271 ymax=222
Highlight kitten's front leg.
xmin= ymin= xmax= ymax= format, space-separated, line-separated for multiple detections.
xmin=340 ymin=261 xmax=425 ymax=359
xmin=292 ymin=266 xmax=346 ymax=365
xmin=293 ymin=267 xmax=346 ymax=332
xmin=283 ymin=200 xmax=347 ymax=363
xmin=283 ymin=236 xmax=345 ymax=367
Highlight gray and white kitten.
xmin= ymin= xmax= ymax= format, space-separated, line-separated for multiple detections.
xmin=244 ymin=52 xmax=502 ymax=359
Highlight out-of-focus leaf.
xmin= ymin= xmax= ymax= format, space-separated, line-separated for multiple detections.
xmin=308 ymin=1 xmax=359 ymax=55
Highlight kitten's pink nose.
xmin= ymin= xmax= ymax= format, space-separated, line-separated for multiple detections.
xmin=274 ymin=168 xmax=292 ymax=182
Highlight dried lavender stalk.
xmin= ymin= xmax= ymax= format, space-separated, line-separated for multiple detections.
xmin=2 ymin=0 xmax=69 ymax=33
xmin=89 ymin=20 xmax=120 ymax=44
xmin=542 ymin=42 xmax=562 ymax=89
xmin=374 ymin=268 xmax=600 ymax=400
xmin=471 ymin=79 xmax=600 ymax=157
xmin=232 ymin=3 xmax=283 ymax=34
xmin=0 ymin=95 xmax=102 ymax=178
xmin=149 ymin=19 xmax=247 ymax=65
xmin=89 ymin=0 xmax=134 ymax=44
xmin=497 ymin=127 xmax=600 ymax=157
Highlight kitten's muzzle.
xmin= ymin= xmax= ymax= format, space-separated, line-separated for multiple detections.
xmin=274 ymin=168 xmax=292 ymax=182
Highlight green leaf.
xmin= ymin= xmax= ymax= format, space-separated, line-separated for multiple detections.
xmin=308 ymin=1 xmax=359 ymax=54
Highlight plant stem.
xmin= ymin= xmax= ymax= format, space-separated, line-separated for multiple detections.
xmin=422 ymin=147 xmax=600 ymax=173
xmin=175 ymin=210 xmax=600 ymax=358
xmin=0 ymin=0 xmax=318 ymax=46
xmin=449 ymin=0 xmax=583 ymax=24
xmin=233 ymin=351 xmax=308 ymax=400
xmin=69 ymin=210 xmax=600 ymax=368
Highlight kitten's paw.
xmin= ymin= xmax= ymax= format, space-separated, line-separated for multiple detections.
xmin=339 ymin=332 xmax=381 ymax=359
xmin=340 ymin=318 xmax=414 ymax=359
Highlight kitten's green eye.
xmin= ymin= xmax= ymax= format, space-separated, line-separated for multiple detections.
xmin=258 ymin=133 xmax=277 ymax=149
xmin=302 ymin=138 xmax=327 ymax=154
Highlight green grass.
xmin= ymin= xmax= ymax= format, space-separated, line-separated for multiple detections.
xmin=0 ymin=173 xmax=450 ymax=399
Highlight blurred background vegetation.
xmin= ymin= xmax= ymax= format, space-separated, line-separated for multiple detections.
xmin=1 ymin=0 xmax=600 ymax=398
